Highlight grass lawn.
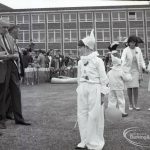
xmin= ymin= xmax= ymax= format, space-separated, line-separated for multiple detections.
xmin=0 ymin=74 xmax=150 ymax=150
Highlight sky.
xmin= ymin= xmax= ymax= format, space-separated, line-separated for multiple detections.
xmin=0 ymin=0 xmax=149 ymax=9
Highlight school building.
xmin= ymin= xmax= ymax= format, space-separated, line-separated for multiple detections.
xmin=0 ymin=4 xmax=150 ymax=58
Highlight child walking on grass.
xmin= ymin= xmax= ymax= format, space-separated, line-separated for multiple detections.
xmin=107 ymin=51 xmax=132 ymax=117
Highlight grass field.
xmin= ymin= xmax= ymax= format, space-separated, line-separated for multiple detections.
xmin=0 ymin=74 xmax=150 ymax=150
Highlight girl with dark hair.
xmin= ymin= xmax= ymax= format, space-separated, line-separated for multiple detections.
xmin=121 ymin=35 xmax=146 ymax=111
xmin=105 ymin=42 xmax=120 ymax=72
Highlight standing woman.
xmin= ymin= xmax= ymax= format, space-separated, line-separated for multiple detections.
xmin=121 ymin=35 xmax=146 ymax=110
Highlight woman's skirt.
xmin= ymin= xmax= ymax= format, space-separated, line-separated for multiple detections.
xmin=125 ymin=71 xmax=139 ymax=88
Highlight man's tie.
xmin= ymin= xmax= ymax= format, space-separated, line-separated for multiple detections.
xmin=2 ymin=35 xmax=12 ymax=54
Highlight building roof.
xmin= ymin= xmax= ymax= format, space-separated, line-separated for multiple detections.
xmin=0 ymin=4 xmax=150 ymax=13
xmin=0 ymin=3 xmax=13 ymax=12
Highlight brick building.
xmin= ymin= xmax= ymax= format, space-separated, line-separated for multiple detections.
xmin=0 ymin=4 xmax=150 ymax=58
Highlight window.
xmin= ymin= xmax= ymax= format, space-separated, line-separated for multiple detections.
xmin=112 ymin=11 xmax=126 ymax=21
xmin=18 ymin=30 xmax=30 ymax=42
xmin=32 ymin=31 xmax=46 ymax=42
xmin=96 ymin=29 xmax=110 ymax=42
xmin=128 ymin=11 xmax=143 ymax=21
xmin=129 ymin=28 xmax=144 ymax=40
xmin=1 ymin=15 xmax=15 ymax=23
xmin=48 ymin=30 xmax=61 ymax=43
xmin=64 ymin=30 xmax=77 ymax=42
xmin=32 ymin=14 xmax=45 ymax=23
xmin=113 ymin=29 xmax=127 ymax=41
xmin=146 ymin=11 xmax=150 ymax=21
xmin=17 ymin=14 xmax=30 ymax=24
xmin=47 ymin=13 xmax=61 ymax=23
xmin=79 ymin=12 xmax=93 ymax=22
xmin=95 ymin=12 xmax=109 ymax=22
xmin=80 ymin=29 xmax=91 ymax=39
xmin=147 ymin=29 xmax=150 ymax=42
xmin=63 ymin=13 xmax=77 ymax=22
xmin=64 ymin=49 xmax=77 ymax=57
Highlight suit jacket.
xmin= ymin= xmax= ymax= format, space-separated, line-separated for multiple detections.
xmin=0 ymin=33 xmax=18 ymax=83
xmin=121 ymin=46 xmax=146 ymax=73
xmin=0 ymin=34 xmax=8 ymax=83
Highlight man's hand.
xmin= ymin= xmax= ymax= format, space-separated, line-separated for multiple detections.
xmin=7 ymin=54 xmax=19 ymax=60
xmin=0 ymin=54 xmax=9 ymax=60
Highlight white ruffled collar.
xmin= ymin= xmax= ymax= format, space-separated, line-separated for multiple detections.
xmin=111 ymin=65 xmax=122 ymax=71
xmin=81 ymin=51 xmax=99 ymax=65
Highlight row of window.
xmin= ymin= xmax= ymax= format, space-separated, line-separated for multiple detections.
xmin=18 ymin=28 xmax=148 ymax=43
xmin=1 ymin=10 xmax=150 ymax=24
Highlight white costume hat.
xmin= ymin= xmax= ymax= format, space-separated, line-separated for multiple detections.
xmin=82 ymin=29 xmax=95 ymax=50
xmin=111 ymin=51 xmax=121 ymax=66
xmin=110 ymin=41 xmax=119 ymax=48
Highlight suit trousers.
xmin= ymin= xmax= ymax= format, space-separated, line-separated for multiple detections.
xmin=0 ymin=82 xmax=6 ymax=121
xmin=5 ymin=89 xmax=13 ymax=117
xmin=4 ymin=60 xmax=24 ymax=122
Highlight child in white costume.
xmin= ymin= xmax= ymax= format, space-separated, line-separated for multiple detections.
xmin=76 ymin=30 xmax=109 ymax=150
xmin=146 ymin=61 xmax=150 ymax=110
xmin=107 ymin=51 xmax=132 ymax=117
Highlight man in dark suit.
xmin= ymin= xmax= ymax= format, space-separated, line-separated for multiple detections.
xmin=5 ymin=25 xmax=25 ymax=120
xmin=0 ymin=19 xmax=30 ymax=129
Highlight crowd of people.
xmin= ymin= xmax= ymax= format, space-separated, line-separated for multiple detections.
xmin=21 ymin=47 xmax=79 ymax=85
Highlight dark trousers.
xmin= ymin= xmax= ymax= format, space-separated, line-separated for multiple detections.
xmin=4 ymin=60 xmax=24 ymax=122
xmin=5 ymin=89 xmax=13 ymax=118
xmin=0 ymin=83 xmax=6 ymax=121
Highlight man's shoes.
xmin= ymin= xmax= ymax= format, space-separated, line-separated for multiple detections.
xmin=15 ymin=121 xmax=31 ymax=126
xmin=75 ymin=146 xmax=87 ymax=149
xmin=122 ymin=113 xmax=128 ymax=117
xmin=0 ymin=122 xmax=6 ymax=129
xmin=6 ymin=115 xmax=14 ymax=120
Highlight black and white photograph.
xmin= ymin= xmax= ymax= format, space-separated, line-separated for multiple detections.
xmin=0 ymin=0 xmax=150 ymax=150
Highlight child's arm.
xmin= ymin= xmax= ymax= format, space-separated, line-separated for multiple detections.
xmin=147 ymin=61 xmax=150 ymax=72
xmin=96 ymin=58 xmax=109 ymax=95
xmin=77 ymin=60 xmax=81 ymax=85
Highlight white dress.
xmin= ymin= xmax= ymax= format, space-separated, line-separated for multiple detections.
xmin=126 ymin=56 xmax=139 ymax=88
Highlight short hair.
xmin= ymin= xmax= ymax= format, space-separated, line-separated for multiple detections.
xmin=78 ymin=40 xmax=85 ymax=47
xmin=8 ymin=25 xmax=19 ymax=33
xmin=127 ymin=35 xmax=138 ymax=46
